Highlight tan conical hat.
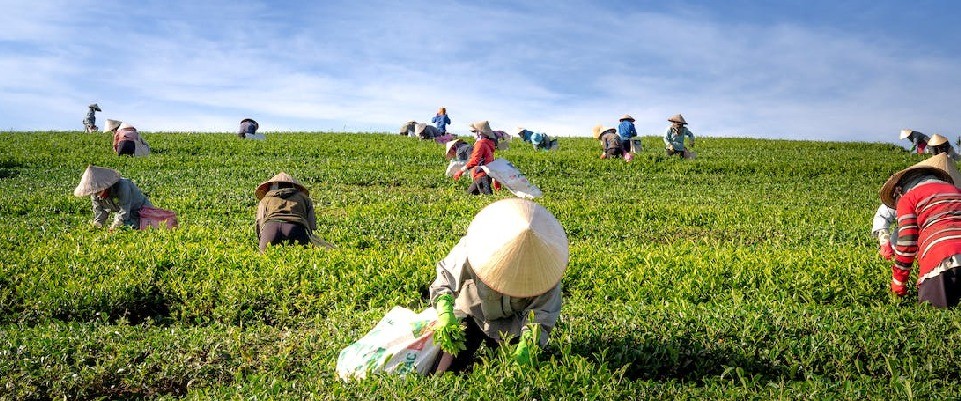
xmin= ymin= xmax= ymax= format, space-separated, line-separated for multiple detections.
xmin=619 ymin=114 xmax=635 ymax=122
xmin=73 ymin=165 xmax=121 ymax=197
xmin=668 ymin=114 xmax=687 ymax=124
xmin=592 ymin=124 xmax=615 ymax=139
xmin=255 ymin=172 xmax=309 ymax=199
xmin=103 ymin=119 xmax=121 ymax=132
xmin=929 ymin=134 xmax=949 ymax=147
xmin=880 ymin=153 xmax=961 ymax=208
xmin=900 ymin=129 xmax=915 ymax=140
xmin=469 ymin=120 xmax=495 ymax=139
xmin=465 ymin=198 xmax=569 ymax=298
xmin=445 ymin=138 xmax=465 ymax=156
xmin=413 ymin=123 xmax=429 ymax=137
xmin=118 ymin=122 xmax=135 ymax=130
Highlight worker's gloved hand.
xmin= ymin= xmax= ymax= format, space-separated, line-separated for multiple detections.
xmin=667 ymin=144 xmax=675 ymax=152
xmin=452 ymin=169 xmax=465 ymax=180
xmin=878 ymin=234 xmax=894 ymax=260
xmin=433 ymin=294 xmax=466 ymax=354
xmin=435 ymin=293 xmax=456 ymax=329
xmin=513 ymin=325 xmax=539 ymax=367
xmin=890 ymin=278 xmax=908 ymax=297
xmin=92 ymin=220 xmax=103 ymax=228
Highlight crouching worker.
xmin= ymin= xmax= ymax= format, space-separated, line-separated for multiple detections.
xmin=430 ymin=198 xmax=568 ymax=373
xmin=445 ymin=138 xmax=473 ymax=162
xmin=453 ymin=121 xmax=497 ymax=195
xmin=879 ymin=153 xmax=961 ymax=307
xmin=106 ymin=120 xmax=150 ymax=156
xmin=927 ymin=134 xmax=961 ymax=161
xmin=593 ymin=125 xmax=622 ymax=159
xmin=73 ymin=165 xmax=153 ymax=229
xmin=255 ymin=172 xmax=321 ymax=252
xmin=665 ymin=114 xmax=695 ymax=159
xmin=238 ymin=118 xmax=264 ymax=140
xmin=530 ymin=132 xmax=558 ymax=151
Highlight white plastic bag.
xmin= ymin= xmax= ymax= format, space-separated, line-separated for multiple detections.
xmin=445 ymin=160 xmax=466 ymax=177
xmin=336 ymin=307 xmax=441 ymax=380
xmin=481 ymin=158 xmax=543 ymax=199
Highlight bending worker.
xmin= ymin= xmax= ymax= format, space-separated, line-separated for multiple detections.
xmin=73 ymin=165 xmax=153 ymax=229
xmin=430 ymin=198 xmax=568 ymax=373
xmin=453 ymin=121 xmax=497 ymax=195
xmin=664 ymin=114 xmax=695 ymax=158
xmin=255 ymin=172 xmax=318 ymax=252
xmin=879 ymin=153 xmax=961 ymax=307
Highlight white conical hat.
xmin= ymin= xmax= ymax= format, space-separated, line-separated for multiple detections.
xmin=619 ymin=114 xmax=635 ymax=122
xmin=73 ymin=165 xmax=121 ymax=197
xmin=255 ymin=172 xmax=309 ymax=199
xmin=900 ymin=129 xmax=915 ymax=139
xmin=103 ymin=119 xmax=121 ymax=132
xmin=445 ymin=138 xmax=465 ymax=156
xmin=668 ymin=114 xmax=687 ymax=124
xmin=880 ymin=153 xmax=961 ymax=208
xmin=928 ymin=134 xmax=949 ymax=147
xmin=118 ymin=122 xmax=135 ymax=130
xmin=465 ymin=198 xmax=569 ymax=298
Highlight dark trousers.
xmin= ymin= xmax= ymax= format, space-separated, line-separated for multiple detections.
xmin=117 ymin=140 xmax=136 ymax=156
xmin=620 ymin=139 xmax=632 ymax=155
xmin=604 ymin=147 xmax=622 ymax=158
xmin=467 ymin=175 xmax=493 ymax=195
xmin=442 ymin=318 xmax=499 ymax=374
xmin=259 ymin=221 xmax=310 ymax=252
xmin=918 ymin=266 xmax=961 ymax=308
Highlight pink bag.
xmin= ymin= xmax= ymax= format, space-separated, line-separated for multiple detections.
xmin=139 ymin=206 xmax=179 ymax=230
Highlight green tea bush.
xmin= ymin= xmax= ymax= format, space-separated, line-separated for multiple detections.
xmin=0 ymin=131 xmax=957 ymax=399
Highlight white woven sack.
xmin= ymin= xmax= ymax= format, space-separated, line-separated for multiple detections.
xmin=481 ymin=158 xmax=543 ymax=199
xmin=445 ymin=160 xmax=466 ymax=177
xmin=336 ymin=307 xmax=441 ymax=381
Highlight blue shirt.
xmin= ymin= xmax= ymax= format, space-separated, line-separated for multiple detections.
xmin=617 ymin=121 xmax=637 ymax=141
xmin=432 ymin=114 xmax=451 ymax=133
xmin=518 ymin=130 xmax=533 ymax=143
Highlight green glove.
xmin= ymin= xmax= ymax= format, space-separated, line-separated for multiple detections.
xmin=433 ymin=294 xmax=466 ymax=355
xmin=513 ymin=325 xmax=539 ymax=367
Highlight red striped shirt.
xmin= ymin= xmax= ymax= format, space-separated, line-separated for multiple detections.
xmin=893 ymin=181 xmax=961 ymax=285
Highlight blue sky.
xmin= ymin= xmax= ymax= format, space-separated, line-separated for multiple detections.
xmin=1 ymin=0 xmax=959 ymax=143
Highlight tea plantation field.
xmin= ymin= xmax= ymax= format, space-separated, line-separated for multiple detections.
xmin=1 ymin=131 xmax=959 ymax=399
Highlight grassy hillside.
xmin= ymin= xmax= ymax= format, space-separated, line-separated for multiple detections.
xmin=1 ymin=131 xmax=957 ymax=399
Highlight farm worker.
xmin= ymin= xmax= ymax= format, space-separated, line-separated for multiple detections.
xmin=872 ymin=204 xmax=897 ymax=260
xmin=400 ymin=121 xmax=416 ymax=136
xmin=430 ymin=198 xmax=568 ymax=373
xmin=255 ymin=172 xmax=318 ymax=253
xmin=73 ymin=165 xmax=153 ymax=229
xmin=432 ymin=107 xmax=451 ymax=134
xmin=454 ymin=121 xmax=497 ymax=195
xmin=83 ymin=103 xmax=101 ymax=132
xmin=927 ymin=134 xmax=961 ymax=161
xmin=530 ymin=132 xmax=559 ymax=151
xmin=238 ymin=118 xmax=264 ymax=140
xmin=879 ymin=153 xmax=961 ymax=307
xmin=617 ymin=114 xmax=638 ymax=156
xmin=593 ymin=125 xmax=623 ymax=159
xmin=109 ymin=121 xmax=150 ymax=157
xmin=415 ymin=123 xmax=443 ymax=140
xmin=516 ymin=127 xmax=534 ymax=144
xmin=900 ymin=129 xmax=931 ymax=154
xmin=445 ymin=138 xmax=473 ymax=162
xmin=664 ymin=114 xmax=695 ymax=159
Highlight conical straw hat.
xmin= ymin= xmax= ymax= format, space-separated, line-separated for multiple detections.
xmin=89 ymin=103 xmax=101 ymax=111
xmin=445 ymin=138 xmax=465 ymax=156
xmin=118 ymin=122 xmax=135 ymax=130
xmin=103 ymin=119 xmax=121 ymax=132
xmin=928 ymin=134 xmax=949 ymax=147
xmin=73 ymin=165 xmax=121 ymax=197
xmin=668 ymin=114 xmax=687 ymax=124
xmin=880 ymin=153 xmax=961 ymax=208
xmin=469 ymin=120 xmax=495 ymax=139
xmin=619 ymin=114 xmax=635 ymax=122
xmin=592 ymin=125 xmax=615 ymax=139
xmin=255 ymin=172 xmax=309 ymax=199
xmin=465 ymin=198 xmax=569 ymax=298
xmin=899 ymin=129 xmax=915 ymax=140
